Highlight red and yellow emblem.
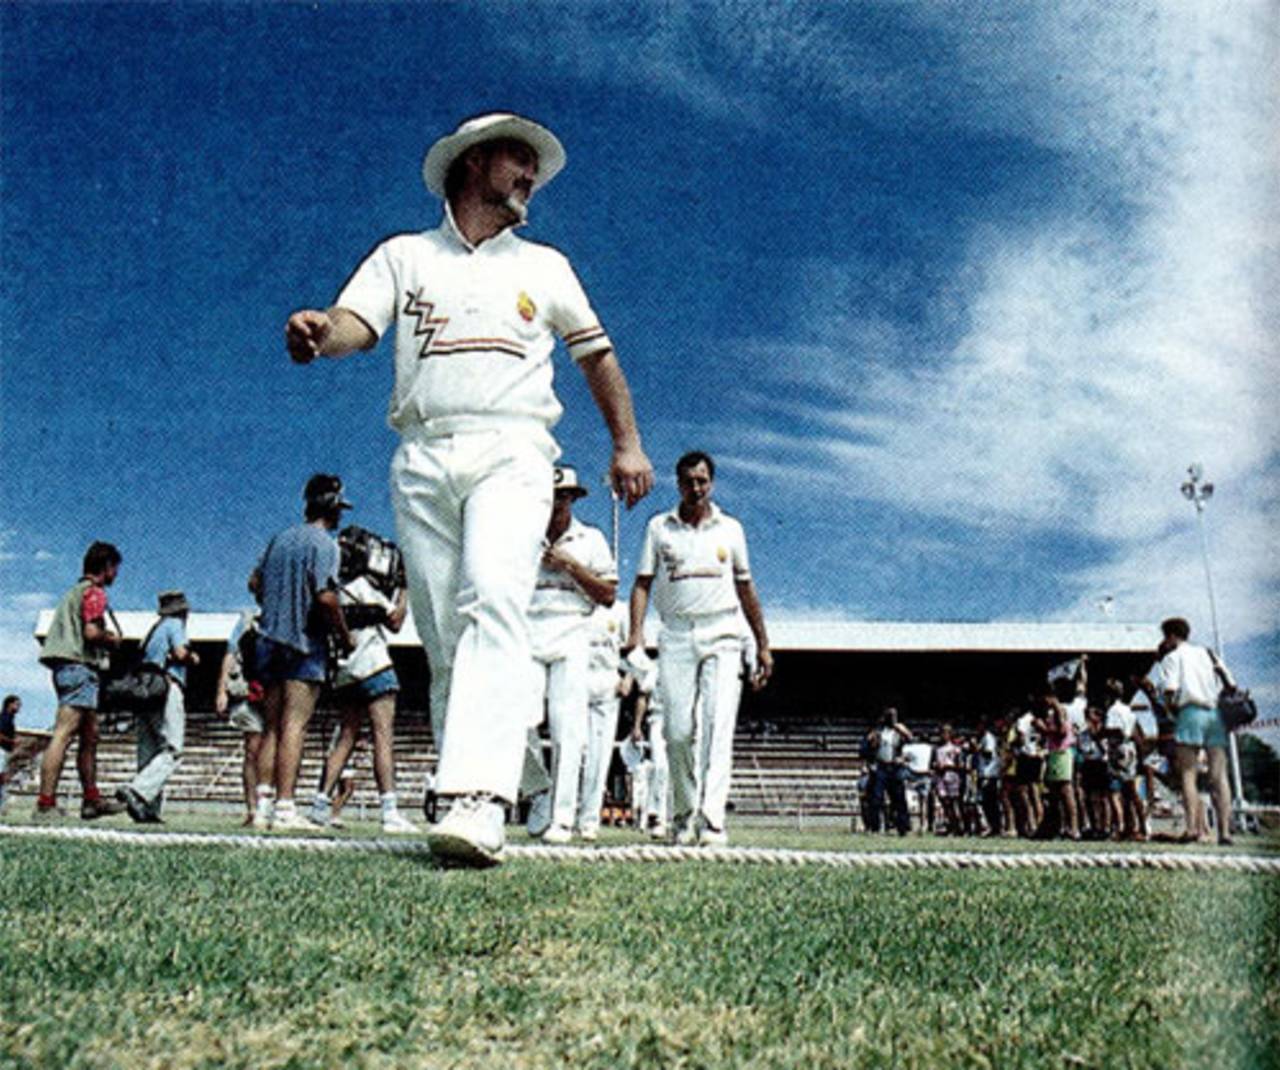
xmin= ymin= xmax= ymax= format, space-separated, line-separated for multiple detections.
xmin=517 ymin=291 xmax=537 ymax=322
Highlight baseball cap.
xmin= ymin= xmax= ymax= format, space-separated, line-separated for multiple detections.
xmin=553 ymin=465 xmax=589 ymax=498
xmin=422 ymin=112 xmax=566 ymax=198
xmin=304 ymin=473 xmax=354 ymax=512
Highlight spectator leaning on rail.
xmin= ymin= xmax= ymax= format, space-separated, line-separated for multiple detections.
xmin=116 ymin=590 xmax=200 ymax=824
xmin=1156 ymin=616 xmax=1234 ymax=846
xmin=35 ymin=541 xmax=127 ymax=820
xmin=249 ymin=474 xmax=355 ymax=831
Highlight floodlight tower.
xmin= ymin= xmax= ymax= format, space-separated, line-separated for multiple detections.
xmin=1179 ymin=463 xmax=1245 ymax=816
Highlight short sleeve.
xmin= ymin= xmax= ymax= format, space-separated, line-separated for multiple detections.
xmin=334 ymin=240 xmax=399 ymax=341
xmin=546 ymin=254 xmax=612 ymax=362
xmin=81 ymin=587 xmax=107 ymax=624
xmin=730 ymin=520 xmax=751 ymax=580
xmin=586 ymin=528 xmax=617 ymax=583
xmin=318 ymin=538 xmax=339 ymax=592
xmin=636 ymin=518 xmax=659 ymax=578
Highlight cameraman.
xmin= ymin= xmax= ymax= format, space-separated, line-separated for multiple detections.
xmin=249 ymin=474 xmax=355 ymax=831
xmin=308 ymin=526 xmax=417 ymax=834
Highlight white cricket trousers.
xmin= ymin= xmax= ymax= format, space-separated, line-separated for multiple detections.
xmin=658 ymin=613 xmax=743 ymax=831
xmin=530 ymin=626 xmax=591 ymax=830
xmin=643 ymin=712 xmax=669 ymax=826
xmin=391 ymin=423 xmax=554 ymax=804
xmin=577 ymin=689 xmax=621 ymax=833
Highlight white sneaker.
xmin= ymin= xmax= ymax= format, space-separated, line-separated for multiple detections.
xmin=672 ymin=819 xmax=698 ymax=847
xmin=381 ymin=810 xmax=419 ymax=835
xmin=428 ymin=795 xmax=505 ymax=868
xmin=272 ymin=808 xmax=321 ymax=833
xmin=698 ymin=825 xmax=728 ymax=847
xmin=578 ymin=826 xmax=599 ymax=843
xmin=541 ymin=823 xmax=572 ymax=845
xmin=648 ymin=822 xmax=667 ymax=840
xmin=526 ymin=790 xmax=552 ymax=838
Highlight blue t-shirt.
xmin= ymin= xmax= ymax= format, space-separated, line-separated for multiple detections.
xmin=255 ymin=523 xmax=339 ymax=655
xmin=143 ymin=616 xmax=189 ymax=688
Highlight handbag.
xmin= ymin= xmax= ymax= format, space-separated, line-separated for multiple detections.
xmin=101 ymin=614 xmax=170 ymax=712
xmin=1209 ymin=649 xmax=1257 ymax=731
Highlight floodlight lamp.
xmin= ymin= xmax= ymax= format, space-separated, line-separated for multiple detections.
xmin=1181 ymin=482 xmax=1195 ymax=500
xmin=1201 ymin=483 xmax=1214 ymax=499
xmin=1188 ymin=462 xmax=1204 ymax=481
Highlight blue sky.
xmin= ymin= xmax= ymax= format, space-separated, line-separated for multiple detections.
xmin=2 ymin=2 xmax=1276 ymax=731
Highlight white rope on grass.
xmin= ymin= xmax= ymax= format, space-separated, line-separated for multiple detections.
xmin=1 ymin=823 xmax=1278 ymax=874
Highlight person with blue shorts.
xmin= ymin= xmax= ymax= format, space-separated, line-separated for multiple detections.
xmin=309 ymin=557 xmax=417 ymax=834
xmin=1157 ymin=616 xmax=1234 ymax=845
xmin=249 ymin=474 xmax=355 ymax=831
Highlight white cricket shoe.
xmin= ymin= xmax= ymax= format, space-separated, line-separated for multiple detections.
xmin=672 ymin=819 xmax=698 ymax=847
xmin=381 ymin=810 xmax=419 ymax=835
xmin=541 ymin=823 xmax=573 ymax=845
xmin=698 ymin=825 xmax=728 ymax=848
xmin=578 ymin=826 xmax=599 ymax=843
xmin=647 ymin=822 xmax=668 ymax=840
xmin=525 ymin=790 xmax=552 ymax=838
xmin=428 ymin=795 xmax=505 ymax=868
xmin=272 ymin=808 xmax=321 ymax=833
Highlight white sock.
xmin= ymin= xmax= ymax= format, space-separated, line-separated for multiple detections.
xmin=254 ymin=786 xmax=275 ymax=820
xmin=275 ymin=799 xmax=297 ymax=819
xmin=380 ymin=792 xmax=398 ymax=818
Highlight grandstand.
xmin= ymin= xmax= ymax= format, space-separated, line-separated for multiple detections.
xmin=22 ymin=611 xmax=1160 ymax=821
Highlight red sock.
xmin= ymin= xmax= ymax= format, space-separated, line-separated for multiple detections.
xmin=37 ymin=794 xmax=57 ymax=809
xmin=83 ymin=787 xmax=102 ymax=803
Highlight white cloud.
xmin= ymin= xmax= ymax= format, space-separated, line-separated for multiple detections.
xmin=711 ymin=5 xmax=1280 ymax=644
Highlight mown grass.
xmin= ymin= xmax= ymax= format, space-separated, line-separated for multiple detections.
xmin=0 ymin=836 xmax=1277 ymax=1069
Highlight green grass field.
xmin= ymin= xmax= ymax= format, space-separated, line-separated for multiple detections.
xmin=1 ymin=824 xmax=1277 ymax=1069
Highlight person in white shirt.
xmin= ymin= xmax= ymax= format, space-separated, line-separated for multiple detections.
xmin=285 ymin=113 xmax=654 ymax=866
xmin=576 ymin=601 xmax=630 ymax=841
xmin=309 ymin=540 xmax=417 ymax=834
xmin=1158 ymin=617 xmax=1233 ymax=845
xmin=524 ymin=466 xmax=618 ymax=844
xmin=1103 ymin=677 xmax=1146 ymax=841
xmin=626 ymin=451 xmax=772 ymax=847
xmin=626 ymin=652 xmax=670 ymax=839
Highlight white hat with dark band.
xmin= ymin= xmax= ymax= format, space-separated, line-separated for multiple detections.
xmin=422 ymin=112 xmax=566 ymax=198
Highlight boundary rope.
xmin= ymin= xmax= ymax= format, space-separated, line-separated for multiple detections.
xmin=2 ymin=824 xmax=1278 ymax=873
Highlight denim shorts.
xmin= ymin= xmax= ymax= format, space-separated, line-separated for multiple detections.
xmin=1175 ymin=704 xmax=1227 ymax=749
xmin=334 ymin=666 xmax=399 ymax=704
xmin=254 ymin=636 xmax=327 ymax=685
xmin=51 ymin=662 xmax=100 ymax=710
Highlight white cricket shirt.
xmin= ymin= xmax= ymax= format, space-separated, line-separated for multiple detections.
xmin=636 ymin=503 xmax=751 ymax=621
xmin=335 ymin=206 xmax=612 ymax=434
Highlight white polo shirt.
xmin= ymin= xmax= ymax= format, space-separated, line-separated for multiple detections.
xmin=529 ymin=517 xmax=616 ymax=654
xmin=636 ymin=503 xmax=751 ymax=621
xmin=586 ymin=602 xmax=627 ymax=702
xmin=1104 ymin=700 xmax=1137 ymax=740
xmin=335 ymin=206 xmax=612 ymax=434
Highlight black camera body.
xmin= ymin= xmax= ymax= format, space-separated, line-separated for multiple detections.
xmin=338 ymin=525 xmax=406 ymax=596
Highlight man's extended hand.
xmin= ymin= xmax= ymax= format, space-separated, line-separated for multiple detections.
xmin=285 ymin=309 xmax=333 ymax=364
xmin=751 ymin=648 xmax=774 ymax=692
xmin=610 ymin=444 xmax=654 ymax=508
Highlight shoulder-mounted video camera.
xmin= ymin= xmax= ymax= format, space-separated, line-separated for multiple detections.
xmin=338 ymin=525 xmax=406 ymax=597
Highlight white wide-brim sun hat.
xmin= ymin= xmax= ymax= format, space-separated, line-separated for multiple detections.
xmin=421 ymin=112 xmax=566 ymax=198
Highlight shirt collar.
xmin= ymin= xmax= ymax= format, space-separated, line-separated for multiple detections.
xmin=664 ymin=501 xmax=723 ymax=529
xmin=440 ymin=200 xmax=520 ymax=253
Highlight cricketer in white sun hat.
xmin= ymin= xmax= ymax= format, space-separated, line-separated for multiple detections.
xmin=422 ymin=112 xmax=567 ymax=199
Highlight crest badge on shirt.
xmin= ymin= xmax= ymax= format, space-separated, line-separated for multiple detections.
xmin=517 ymin=291 xmax=537 ymax=322
xmin=716 ymin=547 xmax=728 ymax=562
